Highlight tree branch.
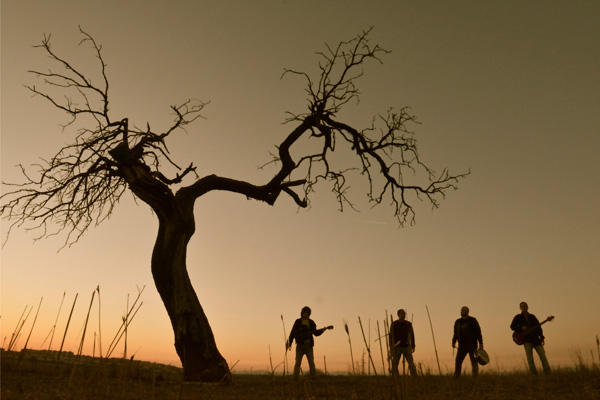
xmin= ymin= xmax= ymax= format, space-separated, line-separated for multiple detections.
xmin=2 ymin=27 xmax=468 ymax=249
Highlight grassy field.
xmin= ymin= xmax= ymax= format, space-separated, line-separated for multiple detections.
xmin=2 ymin=350 xmax=599 ymax=399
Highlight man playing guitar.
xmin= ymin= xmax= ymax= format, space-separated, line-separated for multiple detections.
xmin=510 ymin=302 xmax=552 ymax=374
xmin=287 ymin=306 xmax=333 ymax=380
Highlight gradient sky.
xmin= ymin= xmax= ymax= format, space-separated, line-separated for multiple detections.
xmin=2 ymin=1 xmax=599 ymax=374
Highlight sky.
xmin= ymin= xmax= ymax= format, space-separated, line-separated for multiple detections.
xmin=1 ymin=1 xmax=599 ymax=374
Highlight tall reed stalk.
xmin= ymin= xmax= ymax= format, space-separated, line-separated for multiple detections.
xmin=268 ymin=344 xmax=275 ymax=375
xmin=358 ymin=316 xmax=378 ymax=376
xmin=124 ymin=293 xmax=130 ymax=358
xmin=97 ymin=285 xmax=103 ymax=358
xmin=77 ymin=290 xmax=96 ymax=356
xmin=105 ymin=286 xmax=145 ymax=358
xmin=425 ymin=304 xmax=442 ymax=376
xmin=344 ymin=320 xmax=355 ymax=374
xmin=22 ymin=297 xmax=43 ymax=351
xmin=596 ymin=335 xmax=600 ymax=364
xmin=7 ymin=305 xmax=30 ymax=351
xmin=384 ymin=310 xmax=391 ymax=374
xmin=58 ymin=293 xmax=79 ymax=361
xmin=15 ymin=297 xmax=44 ymax=370
xmin=280 ymin=314 xmax=289 ymax=377
xmin=47 ymin=292 xmax=66 ymax=350
xmin=106 ymin=301 xmax=143 ymax=358
xmin=376 ymin=320 xmax=386 ymax=374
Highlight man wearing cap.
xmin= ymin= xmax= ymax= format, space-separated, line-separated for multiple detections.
xmin=452 ymin=306 xmax=483 ymax=377
xmin=389 ymin=309 xmax=417 ymax=376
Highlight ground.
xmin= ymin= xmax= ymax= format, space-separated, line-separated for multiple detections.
xmin=2 ymin=350 xmax=599 ymax=399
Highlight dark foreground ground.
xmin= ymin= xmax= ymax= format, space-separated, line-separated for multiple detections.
xmin=2 ymin=350 xmax=600 ymax=400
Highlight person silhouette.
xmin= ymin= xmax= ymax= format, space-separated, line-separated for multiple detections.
xmin=510 ymin=302 xmax=551 ymax=374
xmin=287 ymin=306 xmax=327 ymax=379
xmin=452 ymin=306 xmax=483 ymax=377
xmin=389 ymin=309 xmax=417 ymax=376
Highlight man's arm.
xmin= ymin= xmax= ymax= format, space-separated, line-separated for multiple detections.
xmin=531 ymin=315 xmax=545 ymax=343
xmin=451 ymin=320 xmax=458 ymax=347
xmin=288 ymin=320 xmax=298 ymax=348
xmin=312 ymin=320 xmax=325 ymax=336
xmin=510 ymin=315 xmax=521 ymax=332
xmin=474 ymin=318 xmax=483 ymax=348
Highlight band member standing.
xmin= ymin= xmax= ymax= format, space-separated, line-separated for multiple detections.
xmin=389 ymin=309 xmax=418 ymax=376
xmin=287 ymin=306 xmax=327 ymax=380
xmin=510 ymin=301 xmax=551 ymax=374
xmin=452 ymin=306 xmax=483 ymax=377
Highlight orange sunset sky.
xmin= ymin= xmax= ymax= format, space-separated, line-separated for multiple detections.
xmin=2 ymin=1 xmax=599 ymax=374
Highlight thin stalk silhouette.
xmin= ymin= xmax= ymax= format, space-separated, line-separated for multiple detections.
xmin=77 ymin=290 xmax=96 ymax=356
xmin=16 ymin=297 xmax=43 ymax=369
xmin=97 ymin=285 xmax=103 ymax=358
xmin=57 ymin=293 xmax=78 ymax=361
xmin=281 ymin=314 xmax=289 ymax=377
xmin=344 ymin=320 xmax=355 ymax=374
xmin=426 ymin=304 xmax=442 ymax=376
xmin=105 ymin=286 xmax=145 ymax=358
xmin=44 ymin=291 xmax=66 ymax=350
xmin=7 ymin=305 xmax=30 ymax=351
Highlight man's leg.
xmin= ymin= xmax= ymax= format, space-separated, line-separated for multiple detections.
xmin=523 ymin=342 xmax=538 ymax=374
xmin=391 ymin=347 xmax=401 ymax=377
xmin=402 ymin=348 xmax=418 ymax=376
xmin=454 ymin=346 xmax=468 ymax=377
xmin=534 ymin=344 xmax=551 ymax=374
xmin=468 ymin=350 xmax=479 ymax=377
xmin=306 ymin=346 xmax=316 ymax=377
xmin=294 ymin=345 xmax=305 ymax=380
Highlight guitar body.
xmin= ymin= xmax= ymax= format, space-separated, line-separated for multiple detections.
xmin=512 ymin=332 xmax=526 ymax=346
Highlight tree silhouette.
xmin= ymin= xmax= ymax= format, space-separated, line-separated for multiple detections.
xmin=1 ymin=27 xmax=468 ymax=382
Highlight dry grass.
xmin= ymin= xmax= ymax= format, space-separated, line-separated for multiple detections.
xmin=2 ymin=349 xmax=600 ymax=400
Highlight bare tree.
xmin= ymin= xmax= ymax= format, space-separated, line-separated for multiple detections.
xmin=1 ymin=27 xmax=468 ymax=382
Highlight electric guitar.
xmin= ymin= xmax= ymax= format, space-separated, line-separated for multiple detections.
xmin=512 ymin=316 xmax=554 ymax=345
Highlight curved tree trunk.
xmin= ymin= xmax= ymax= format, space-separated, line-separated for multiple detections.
xmin=150 ymin=204 xmax=230 ymax=382
xmin=110 ymin=153 xmax=231 ymax=382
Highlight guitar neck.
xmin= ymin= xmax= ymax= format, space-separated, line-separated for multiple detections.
xmin=312 ymin=325 xmax=333 ymax=333
xmin=523 ymin=317 xmax=553 ymax=335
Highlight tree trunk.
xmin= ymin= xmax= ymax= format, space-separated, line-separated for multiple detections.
xmin=110 ymin=154 xmax=231 ymax=382
xmin=150 ymin=203 xmax=230 ymax=382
